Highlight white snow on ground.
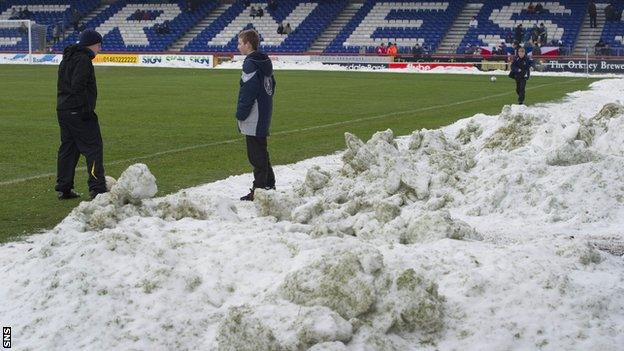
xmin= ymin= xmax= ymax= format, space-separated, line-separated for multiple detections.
xmin=216 ymin=59 xmax=624 ymax=79
xmin=1 ymin=80 xmax=624 ymax=350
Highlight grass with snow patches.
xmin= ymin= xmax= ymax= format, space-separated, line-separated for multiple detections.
xmin=0 ymin=64 xmax=598 ymax=242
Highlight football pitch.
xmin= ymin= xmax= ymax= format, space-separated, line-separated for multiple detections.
xmin=0 ymin=65 xmax=598 ymax=242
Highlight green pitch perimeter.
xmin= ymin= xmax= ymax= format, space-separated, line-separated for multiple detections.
xmin=0 ymin=65 xmax=598 ymax=242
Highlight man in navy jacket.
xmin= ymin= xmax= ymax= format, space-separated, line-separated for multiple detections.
xmin=509 ymin=47 xmax=533 ymax=105
xmin=236 ymin=29 xmax=277 ymax=201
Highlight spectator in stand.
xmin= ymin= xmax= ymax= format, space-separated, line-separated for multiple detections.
xmin=531 ymin=24 xmax=539 ymax=43
xmin=538 ymin=23 xmax=547 ymax=43
xmin=605 ymin=4 xmax=616 ymax=22
xmin=514 ymin=24 xmax=524 ymax=43
xmin=142 ymin=11 xmax=151 ymax=21
xmin=258 ymin=7 xmax=264 ymax=18
xmin=588 ymin=1 xmax=597 ymax=28
xmin=469 ymin=16 xmax=478 ymax=28
xmin=532 ymin=41 xmax=541 ymax=56
xmin=283 ymin=23 xmax=292 ymax=35
xmin=505 ymin=30 xmax=514 ymax=44
xmin=558 ymin=40 xmax=567 ymax=55
xmin=490 ymin=45 xmax=499 ymax=55
xmin=496 ymin=41 xmax=507 ymax=55
xmin=412 ymin=43 xmax=423 ymax=58
xmin=387 ymin=42 xmax=398 ymax=60
xmin=250 ymin=6 xmax=257 ymax=18
xmin=527 ymin=2 xmax=535 ymax=14
xmin=268 ymin=0 xmax=277 ymax=11
xmin=22 ymin=6 xmax=32 ymax=19
xmin=524 ymin=40 xmax=533 ymax=54
xmin=523 ymin=26 xmax=532 ymax=43
xmin=277 ymin=22 xmax=284 ymax=35
xmin=72 ymin=9 xmax=81 ymax=31
xmin=376 ymin=42 xmax=387 ymax=55
xmin=595 ymin=39 xmax=610 ymax=55
xmin=511 ymin=41 xmax=521 ymax=56
xmin=535 ymin=3 xmax=544 ymax=14
xmin=9 ymin=7 xmax=17 ymax=19
xmin=53 ymin=22 xmax=63 ymax=44
xmin=18 ymin=22 xmax=27 ymax=35
xmin=163 ymin=20 xmax=170 ymax=34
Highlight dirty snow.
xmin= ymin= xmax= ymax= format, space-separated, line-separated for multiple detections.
xmin=1 ymin=80 xmax=624 ymax=350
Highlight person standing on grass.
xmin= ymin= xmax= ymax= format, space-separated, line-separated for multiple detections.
xmin=55 ymin=29 xmax=107 ymax=200
xmin=236 ymin=29 xmax=277 ymax=201
xmin=509 ymin=47 xmax=532 ymax=105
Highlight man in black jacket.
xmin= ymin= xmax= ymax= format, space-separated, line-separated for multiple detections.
xmin=55 ymin=29 xmax=107 ymax=200
xmin=236 ymin=29 xmax=276 ymax=201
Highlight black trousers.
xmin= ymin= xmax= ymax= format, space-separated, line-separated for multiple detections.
xmin=56 ymin=111 xmax=106 ymax=193
xmin=590 ymin=15 xmax=597 ymax=28
xmin=515 ymin=77 xmax=527 ymax=104
xmin=245 ymin=135 xmax=275 ymax=189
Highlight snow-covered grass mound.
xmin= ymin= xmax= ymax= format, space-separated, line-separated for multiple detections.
xmin=1 ymin=80 xmax=624 ymax=350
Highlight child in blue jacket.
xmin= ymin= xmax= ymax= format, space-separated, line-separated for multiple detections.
xmin=236 ymin=29 xmax=277 ymax=201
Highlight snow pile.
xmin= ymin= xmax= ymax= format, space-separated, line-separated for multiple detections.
xmin=1 ymin=80 xmax=624 ymax=350
xmin=61 ymin=163 xmax=239 ymax=232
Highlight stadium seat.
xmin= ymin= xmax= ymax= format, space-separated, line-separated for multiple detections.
xmin=458 ymin=1 xmax=586 ymax=54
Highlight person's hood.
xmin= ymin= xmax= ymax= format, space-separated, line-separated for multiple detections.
xmin=246 ymin=51 xmax=273 ymax=77
xmin=63 ymin=44 xmax=95 ymax=60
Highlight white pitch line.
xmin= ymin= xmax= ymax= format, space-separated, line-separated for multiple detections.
xmin=0 ymin=77 xmax=584 ymax=186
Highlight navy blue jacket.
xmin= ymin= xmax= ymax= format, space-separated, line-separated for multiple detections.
xmin=510 ymin=56 xmax=533 ymax=80
xmin=236 ymin=51 xmax=276 ymax=137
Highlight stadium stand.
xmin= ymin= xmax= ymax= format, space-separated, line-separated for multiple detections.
xmin=458 ymin=1 xmax=586 ymax=54
xmin=182 ymin=1 xmax=346 ymax=53
xmin=1 ymin=1 xmax=623 ymax=56
xmin=600 ymin=2 xmax=624 ymax=55
xmin=54 ymin=1 xmax=217 ymax=52
xmin=0 ymin=0 xmax=99 ymax=52
xmin=325 ymin=0 xmax=465 ymax=54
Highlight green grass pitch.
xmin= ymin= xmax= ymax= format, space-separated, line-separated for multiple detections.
xmin=0 ymin=64 xmax=598 ymax=242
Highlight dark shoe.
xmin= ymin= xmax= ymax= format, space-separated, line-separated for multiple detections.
xmin=240 ymin=188 xmax=255 ymax=201
xmin=89 ymin=190 xmax=107 ymax=200
xmin=58 ymin=189 xmax=81 ymax=200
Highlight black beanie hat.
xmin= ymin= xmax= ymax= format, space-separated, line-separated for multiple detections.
xmin=77 ymin=29 xmax=102 ymax=47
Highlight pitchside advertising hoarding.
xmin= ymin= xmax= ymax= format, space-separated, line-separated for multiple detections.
xmin=0 ymin=53 xmax=214 ymax=68
xmin=540 ymin=59 xmax=624 ymax=73
xmin=2 ymin=53 xmax=624 ymax=74
xmin=139 ymin=54 xmax=214 ymax=68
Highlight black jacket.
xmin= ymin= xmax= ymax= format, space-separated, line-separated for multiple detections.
xmin=510 ymin=56 xmax=533 ymax=80
xmin=57 ymin=45 xmax=97 ymax=113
